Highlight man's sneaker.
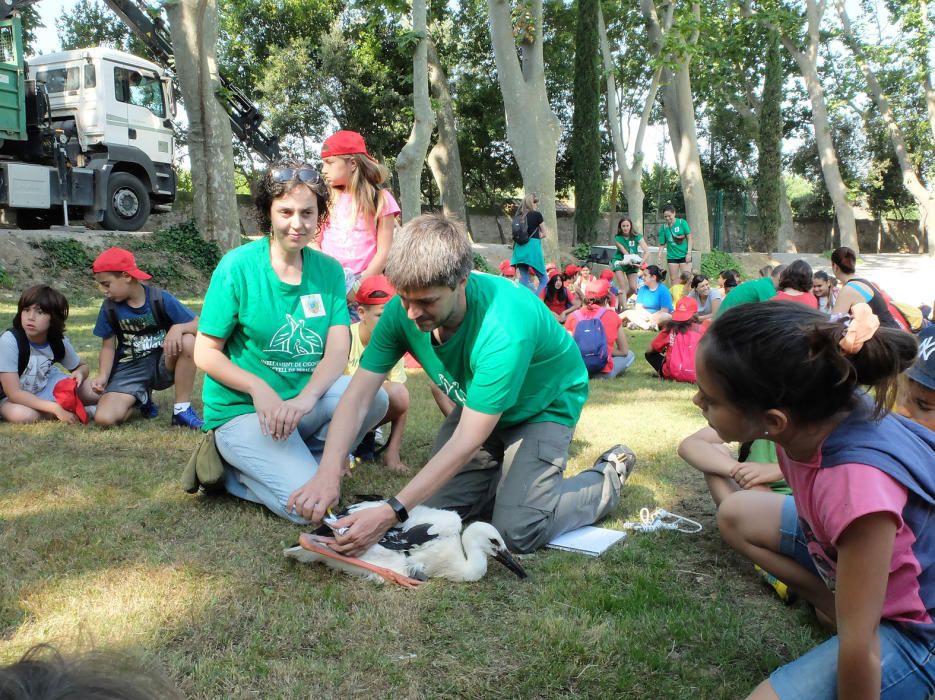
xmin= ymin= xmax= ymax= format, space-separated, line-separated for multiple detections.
xmin=171 ymin=406 xmax=204 ymax=430
xmin=595 ymin=444 xmax=637 ymax=484
xmin=140 ymin=394 xmax=159 ymax=419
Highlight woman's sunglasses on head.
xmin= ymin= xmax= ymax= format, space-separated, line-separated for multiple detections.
xmin=270 ymin=168 xmax=321 ymax=184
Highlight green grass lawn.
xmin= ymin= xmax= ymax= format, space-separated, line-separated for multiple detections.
xmin=0 ymin=297 xmax=826 ymax=698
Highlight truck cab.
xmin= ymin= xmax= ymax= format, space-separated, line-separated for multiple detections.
xmin=0 ymin=34 xmax=177 ymax=230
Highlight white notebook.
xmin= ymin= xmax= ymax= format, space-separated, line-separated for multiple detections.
xmin=546 ymin=526 xmax=626 ymax=557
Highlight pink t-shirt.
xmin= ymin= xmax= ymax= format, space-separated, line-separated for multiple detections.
xmin=779 ymin=447 xmax=934 ymax=629
xmin=773 ymin=290 xmax=819 ymax=308
xmin=565 ymin=305 xmax=621 ymax=373
xmin=319 ymin=189 xmax=400 ymax=275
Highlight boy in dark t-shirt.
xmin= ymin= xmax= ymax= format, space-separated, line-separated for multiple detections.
xmin=90 ymin=247 xmax=202 ymax=429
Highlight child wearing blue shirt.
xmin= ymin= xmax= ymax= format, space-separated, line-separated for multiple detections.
xmin=90 ymin=247 xmax=203 ymax=429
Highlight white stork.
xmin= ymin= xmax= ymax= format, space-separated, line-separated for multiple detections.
xmin=284 ymin=501 xmax=527 ymax=588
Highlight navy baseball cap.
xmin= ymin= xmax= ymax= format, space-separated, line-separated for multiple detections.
xmin=907 ymin=326 xmax=935 ymax=390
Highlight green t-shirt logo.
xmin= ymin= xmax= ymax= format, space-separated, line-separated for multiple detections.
xmin=436 ymin=372 xmax=467 ymax=403
xmin=266 ymin=314 xmax=324 ymax=357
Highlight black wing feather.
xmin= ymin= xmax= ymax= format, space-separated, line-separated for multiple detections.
xmin=379 ymin=523 xmax=438 ymax=552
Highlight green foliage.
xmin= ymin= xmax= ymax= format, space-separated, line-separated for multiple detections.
xmin=34 ymin=239 xmax=93 ymax=272
xmin=700 ymin=250 xmax=742 ymax=280
xmin=472 ymin=253 xmax=492 ymax=273
xmin=572 ymin=242 xmax=591 ymax=261
xmin=147 ymin=221 xmax=222 ymax=275
xmin=756 ymin=29 xmax=784 ymax=252
xmin=511 ymin=1 xmax=538 ymax=43
xmin=570 ymin=0 xmax=603 ymax=243
xmin=0 ymin=262 xmax=12 ymax=289
xmin=56 ymin=0 xmax=155 ymax=60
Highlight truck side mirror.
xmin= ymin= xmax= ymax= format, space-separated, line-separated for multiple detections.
xmin=164 ymin=77 xmax=176 ymax=118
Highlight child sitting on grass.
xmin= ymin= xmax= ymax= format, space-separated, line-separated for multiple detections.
xmin=90 ymin=247 xmax=202 ymax=429
xmin=0 ymin=285 xmax=98 ymax=423
xmin=346 ymin=275 xmax=409 ymax=473
xmin=644 ymin=296 xmax=705 ymax=382
xmin=698 ymin=302 xmax=932 ymax=699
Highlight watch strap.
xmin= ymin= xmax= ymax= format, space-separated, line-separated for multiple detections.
xmin=386 ymin=496 xmax=409 ymax=523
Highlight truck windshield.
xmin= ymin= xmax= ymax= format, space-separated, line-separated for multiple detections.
xmin=34 ymin=66 xmax=80 ymax=93
xmin=114 ymin=67 xmax=165 ymax=118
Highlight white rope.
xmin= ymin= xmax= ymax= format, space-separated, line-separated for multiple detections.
xmin=622 ymin=507 xmax=702 ymax=534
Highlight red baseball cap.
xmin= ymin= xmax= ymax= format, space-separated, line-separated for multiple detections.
xmin=599 ymin=269 xmax=614 ymax=281
xmin=355 ymin=275 xmax=396 ymax=305
xmin=564 ymin=264 xmax=579 ymax=277
xmin=546 ymin=262 xmax=558 ymax=272
xmin=498 ymin=259 xmax=511 ymax=271
xmin=92 ymin=247 xmax=151 ymax=280
xmin=321 ymin=130 xmax=377 ymax=162
xmin=503 ymin=266 xmax=516 ymax=278
xmin=585 ymin=278 xmax=611 ymax=299
xmin=52 ymin=377 xmax=88 ymax=424
xmin=548 ymin=269 xmax=561 ymax=279
xmin=671 ymin=295 xmax=699 ymax=322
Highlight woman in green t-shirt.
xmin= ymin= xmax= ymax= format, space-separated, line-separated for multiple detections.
xmin=612 ymin=216 xmax=650 ymax=308
xmin=193 ymin=162 xmax=389 ymax=523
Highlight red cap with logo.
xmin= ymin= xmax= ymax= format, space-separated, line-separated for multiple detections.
xmin=564 ymin=264 xmax=579 ymax=277
xmin=355 ymin=275 xmax=396 ymax=305
xmin=321 ymin=130 xmax=377 ymax=162
xmin=671 ymin=295 xmax=699 ymax=322
xmin=92 ymin=247 xmax=151 ymax=280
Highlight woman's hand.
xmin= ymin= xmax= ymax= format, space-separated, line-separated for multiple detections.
xmin=730 ymin=461 xmax=782 ymax=490
xmin=270 ymin=396 xmax=315 ymax=440
xmin=287 ymin=472 xmax=341 ymax=523
xmin=250 ymin=381 xmax=288 ymax=439
xmin=328 ymin=503 xmax=398 ymax=557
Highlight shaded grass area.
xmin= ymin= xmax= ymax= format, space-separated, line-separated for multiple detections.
xmin=0 ymin=298 xmax=826 ymax=698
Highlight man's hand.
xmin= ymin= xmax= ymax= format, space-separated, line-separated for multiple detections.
xmin=329 ymin=503 xmax=398 ymax=557
xmin=163 ymin=325 xmax=184 ymax=360
xmin=730 ymin=461 xmax=782 ymax=490
xmin=89 ymin=376 xmax=107 ymax=394
xmin=287 ymin=472 xmax=341 ymax=523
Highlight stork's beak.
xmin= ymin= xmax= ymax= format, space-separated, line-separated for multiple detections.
xmin=494 ymin=548 xmax=528 ymax=579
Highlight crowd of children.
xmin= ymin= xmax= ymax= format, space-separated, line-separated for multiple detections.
xmin=4 ymin=144 xmax=935 ymax=699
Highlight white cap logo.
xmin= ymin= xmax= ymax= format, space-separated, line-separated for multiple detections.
xmin=919 ymin=336 xmax=935 ymax=362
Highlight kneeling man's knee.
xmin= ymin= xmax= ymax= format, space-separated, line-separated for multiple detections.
xmin=494 ymin=509 xmax=551 ymax=554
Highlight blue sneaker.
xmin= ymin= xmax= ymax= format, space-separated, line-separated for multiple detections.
xmin=172 ymin=406 xmax=204 ymax=430
xmin=140 ymin=394 xmax=159 ymax=419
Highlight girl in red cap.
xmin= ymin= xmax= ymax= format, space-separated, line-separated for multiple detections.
xmin=316 ymin=130 xmax=400 ymax=307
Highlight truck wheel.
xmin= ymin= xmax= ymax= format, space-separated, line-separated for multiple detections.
xmin=102 ymin=173 xmax=150 ymax=231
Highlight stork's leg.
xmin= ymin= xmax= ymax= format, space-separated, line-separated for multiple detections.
xmin=298 ymin=534 xmax=425 ymax=589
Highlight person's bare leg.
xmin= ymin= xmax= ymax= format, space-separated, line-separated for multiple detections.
xmin=381 ymin=381 xmax=410 ymax=474
xmin=77 ymin=381 xmax=100 ymax=406
xmin=0 ymin=402 xmax=41 ymax=424
xmin=94 ymin=392 xmax=137 ymax=427
xmin=627 ymin=272 xmax=639 ymax=296
xmin=746 ymin=679 xmax=780 ymax=700
xmin=718 ymin=491 xmax=835 ymax=621
xmin=167 ymin=334 xmax=196 ymax=404
xmin=667 ymin=262 xmax=680 ymax=284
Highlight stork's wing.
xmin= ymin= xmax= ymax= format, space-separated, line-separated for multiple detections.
xmin=378 ymin=523 xmax=438 ymax=551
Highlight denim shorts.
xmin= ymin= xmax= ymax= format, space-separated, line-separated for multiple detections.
xmin=778 ymin=495 xmax=820 ymax=576
xmin=772 ymin=496 xmax=935 ymax=699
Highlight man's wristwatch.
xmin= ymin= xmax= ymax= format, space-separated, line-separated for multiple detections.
xmin=386 ymin=496 xmax=409 ymax=523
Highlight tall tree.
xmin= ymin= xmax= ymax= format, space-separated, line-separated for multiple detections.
xmin=642 ymin=0 xmax=711 ymax=252
xmin=743 ymin=0 xmax=859 ymax=252
xmin=165 ymin=0 xmax=240 ymax=250
xmin=487 ymin=0 xmax=563 ymax=260
xmin=571 ymin=0 xmax=602 ymax=242
xmin=426 ymin=38 xmax=468 ymax=227
xmin=757 ymin=28 xmax=784 ymax=252
xmin=395 ymin=2 xmax=435 ymax=222
xmin=599 ymin=1 xmax=663 ymax=236
xmin=833 ymin=0 xmax=935 ymax=255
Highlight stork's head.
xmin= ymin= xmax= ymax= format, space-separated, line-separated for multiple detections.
xmin=463 ymin=522 xmax=528 ymax=579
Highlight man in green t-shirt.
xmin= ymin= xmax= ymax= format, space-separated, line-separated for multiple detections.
xmin=286 ymin=214 xmax=632 ymax=554
xmin=716 ymin=265 xmax=785 ymax=317
xmin=655 ymin=205 xmax=693 ymax=284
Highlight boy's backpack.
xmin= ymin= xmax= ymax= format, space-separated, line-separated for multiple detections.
xmin=572 ymin=309 xmax=610 ymax=373
xmin=511 ymin=211 xmax=530 ymax=245
xmin=664 ymin=326 xmax=703 ymax=383
xmin=104 ymin=284 xmax=173 ymax=347
xmin=6 ymin=326 xmax=66 ymax=377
